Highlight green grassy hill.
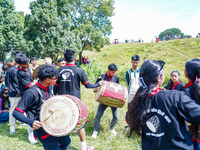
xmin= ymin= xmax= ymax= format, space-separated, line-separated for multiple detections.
xmin=0 ymin=37 xmax=200 ymax=150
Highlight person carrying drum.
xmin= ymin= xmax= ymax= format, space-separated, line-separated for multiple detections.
xmin=13 ymin=65 xmax=71 ymax=150
xmin=128 ymin=60 xmax=200 ymax=150
xmin=54 ymin=49 xmax=103 ymax=150
xmin=92 ymin=63 xmax=119 ymax=138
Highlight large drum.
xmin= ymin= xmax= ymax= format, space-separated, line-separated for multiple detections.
xmin=40 ymin=95 xmax=88 ymax=137
xmin=95 ymin=81 xmax=128 ymax=108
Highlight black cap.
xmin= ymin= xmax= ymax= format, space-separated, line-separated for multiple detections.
xmin=131 ymin=55 xmax=140 ymax=61
xmin=58 ymin=58 xmax=65 ymax=63
xmin=64 ymin=49 xmax=75 ymax=62
xmin=30 ymin=57 xmax=37 ymax=61
xmin=108 ymin=63 xmax=118 ymax=71
xmin=15 ymin=54 xmax=29 ymax=64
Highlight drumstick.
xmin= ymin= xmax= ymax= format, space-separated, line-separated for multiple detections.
xmin=29 ymin=110 xmax=55 ymax=133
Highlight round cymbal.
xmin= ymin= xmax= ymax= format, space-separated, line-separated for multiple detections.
xmin=32 ymin=65 xmax=44 ymax=79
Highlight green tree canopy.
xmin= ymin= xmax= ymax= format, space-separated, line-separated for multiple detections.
xmin=24 ymin=0 xmax=82 ymax=63
xmin=159 ymin=28 xmax=184 ymax=41
xmin=66 ymin=0 xmax=115 ymax=64
xmin=0 ymin=0 xmax=25 ymax=63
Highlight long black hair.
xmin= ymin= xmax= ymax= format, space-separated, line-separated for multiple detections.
xmin=165 ymin=71 xmax=182 ymax=90
xmin=0 ymin=88 xmax=9 ymax=110
xmin=185 ymin=59 xmax=200 ymax=138
xmin=128 ymin=60 xmax=164 ymax=136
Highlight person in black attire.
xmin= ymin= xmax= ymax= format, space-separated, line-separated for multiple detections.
xmin=128 ymin=59 xmax=200 ymax=150
xmin=91 ymin=63 xmax=119 ymax=138
xmin=164 ymin=70 xmax=185 ymax=91
xmin=13 ymin=64 xmax=71 ymax=150
xmin=183 ymin=59 xmax=200 ymax=150
xmin=5 ymin=50 xmax=23 ymax=134
xmin=54 ymin=49 xmax=103 ymax=150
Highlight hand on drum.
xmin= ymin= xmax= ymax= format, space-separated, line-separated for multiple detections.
xmin=93 ymin=88 xmax=97 ymax=93
xmin=32 ymin=120 xmax=43 ymax=130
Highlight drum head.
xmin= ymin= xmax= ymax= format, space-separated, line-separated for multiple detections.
xmin=95 ymin=81 xmax=106 ymax=101
xmin=40 ymin=95 xmax=79 ymax=137
xmin=33 ymin=65 xmax=43 ymax=79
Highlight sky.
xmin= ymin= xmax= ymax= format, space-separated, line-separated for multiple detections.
xmin=14 ymin=0 xmax=200 ymax=43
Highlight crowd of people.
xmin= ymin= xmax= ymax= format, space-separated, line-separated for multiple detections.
xmin=0 ymin=49 xmax=200 ymax=150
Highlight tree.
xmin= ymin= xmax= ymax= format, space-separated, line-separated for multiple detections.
xmin=24 ymin=0 xmax=81 ymax=63
xmin=0 ymin=0 xmax=25 ymax=63
xmin=66 ymin=0 xmax=115 ymax=65
xmin=159 ymin=28 xmax=184 ymax=41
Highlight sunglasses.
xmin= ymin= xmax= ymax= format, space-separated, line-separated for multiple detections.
xmin=51 ymin=77 xmax=58 ymax=80
xmin=4 ymin=92 xmax=8 ymax=94
xmin=157 ymin=60 xmax=165 ymax=72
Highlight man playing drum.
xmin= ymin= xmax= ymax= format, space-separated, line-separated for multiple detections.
xmin=54 ymin=49 xmax=103 ymax=150
xmin=92 ymin=63 xmax=119 ymax=138
xmin=13 ymin=65 xmax=71 ymax=150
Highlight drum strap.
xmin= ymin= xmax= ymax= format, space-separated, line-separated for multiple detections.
xmin=35 ymin=87 xmax=45 ymax=103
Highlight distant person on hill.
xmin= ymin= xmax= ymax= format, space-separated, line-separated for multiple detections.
xmin=125 ymin=55 xmax=140 ymax=125
xmin=128 ymin=59 xmax=200 ymax=150
xmin=164 ymin=71 xmax=185 ymax=91
xmin=92 ymin=63 xmax=119 ymax=138
xmin=57 ymin=58 xmax=66 ymax=68
xmin=183 ymin=59 xmax=200 ymax=150
xmin=0 ymin=88 xmax=9 ymax=124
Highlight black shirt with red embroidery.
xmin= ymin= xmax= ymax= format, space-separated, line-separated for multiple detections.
xmin=13 ymin=82 xmax=53 ymax=127
xmin=164 ymin=81 xmax=185 ymax=91
xmin=95 ymin=72 xmax=119 ymax=84
xmin=17 ymin=67 xmax=33 ymax=96
xmin=54 ymin=64 xmax=99 ymax=99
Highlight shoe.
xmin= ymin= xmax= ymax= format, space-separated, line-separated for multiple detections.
xmin=10 ymin=126 xmax=15 ymax=134
xmin=91 ymin=130 xmax=98 ymax=138
xmin=110 ymin=129 xmax=117 ymax=135
xmin=28 ymin=136 xmax=38 ymax=144
xmin=81 ymin=146 xmax=95 ymax=150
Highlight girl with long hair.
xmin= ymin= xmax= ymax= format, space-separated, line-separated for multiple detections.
xmin=164 ymin=70 xmax=185 ymax=91
xmin=0 ymin=88 xmax=9 ymax=123
xmin=183 ymin=59 xmax=200 ymax=150
xmin=128 ymin=59 xmax=200 ymax=150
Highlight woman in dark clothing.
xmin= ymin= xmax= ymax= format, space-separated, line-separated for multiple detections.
xmin=183 ymin=59 xmax=200 ymax=150
xmin=0 ymin=88 xmax=9 ymax=123
xmin=164 ymin=70 xmax=185 ymax=91
xmin=128 ymin=60 xmax=200 ymax=150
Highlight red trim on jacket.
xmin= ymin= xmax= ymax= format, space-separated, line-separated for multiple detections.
xmin=65 ymin=64 xmax=76 ymax=66
xmin=82 ymin=81 xmax=89 ymax=85
xmin=106 ymin=72 xmax=111 ymax=82
xmin=15 ymin=107 xmax=25 ymax=113
xmin=183 ymin=81 xmax=193 ymax=89
xmin=25 ymin=82 xmax=32 ymax=88
xmin=172 ymin=81 xmax=180 ymax=90
xmin=125 ymin=117 xmax=129 ymax=125
xmin=55 ymin=83 xmax=59 ymax=87
xmin=148 ymin=88 xmax=162 ymax=97
xmin=41 ymin=134 xmax=51 ymax=139
xmin=18 ymin=68 xmax=26 ymax=71
xmin=36 ymin=82 xmax=48 ymax=90
xmin=36 ymin=81 xmax=49 ymax=99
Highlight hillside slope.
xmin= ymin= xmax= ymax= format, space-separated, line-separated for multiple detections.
xmin=83 ymin=37 xmax=200 ymax=85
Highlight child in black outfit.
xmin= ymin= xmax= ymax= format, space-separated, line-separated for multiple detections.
xmin=164 ymin=70 xmax=185 ymax=91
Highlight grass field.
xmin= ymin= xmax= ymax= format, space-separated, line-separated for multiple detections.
xmin=0 ymin=37 xmax=200 ymax=150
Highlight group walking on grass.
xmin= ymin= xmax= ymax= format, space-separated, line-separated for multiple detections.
xmin=0 ymin=48 xmax=200 ymax=150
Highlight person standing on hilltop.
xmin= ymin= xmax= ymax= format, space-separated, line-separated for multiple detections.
xmin=125 ymin=55 xmax=140 ymax=125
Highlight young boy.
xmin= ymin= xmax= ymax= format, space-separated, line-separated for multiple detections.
xmin=92 ymin=63 xmax=119 ymax=138
xmin=13 ymin=65 xmax=71 ymax=149
xmin=57 ymin=58 xmax=66 ymax=68
xmin=15 ymin=54 xmax=38 ymax=144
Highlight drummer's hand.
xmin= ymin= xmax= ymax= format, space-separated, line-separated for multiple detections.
xmin=99 ymin=81 xmax=105 ymax=86
xmin=32 ymin=120 xmax=43 ymax=130
xmin=93 ymin=88 xmax=97 ymax=93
